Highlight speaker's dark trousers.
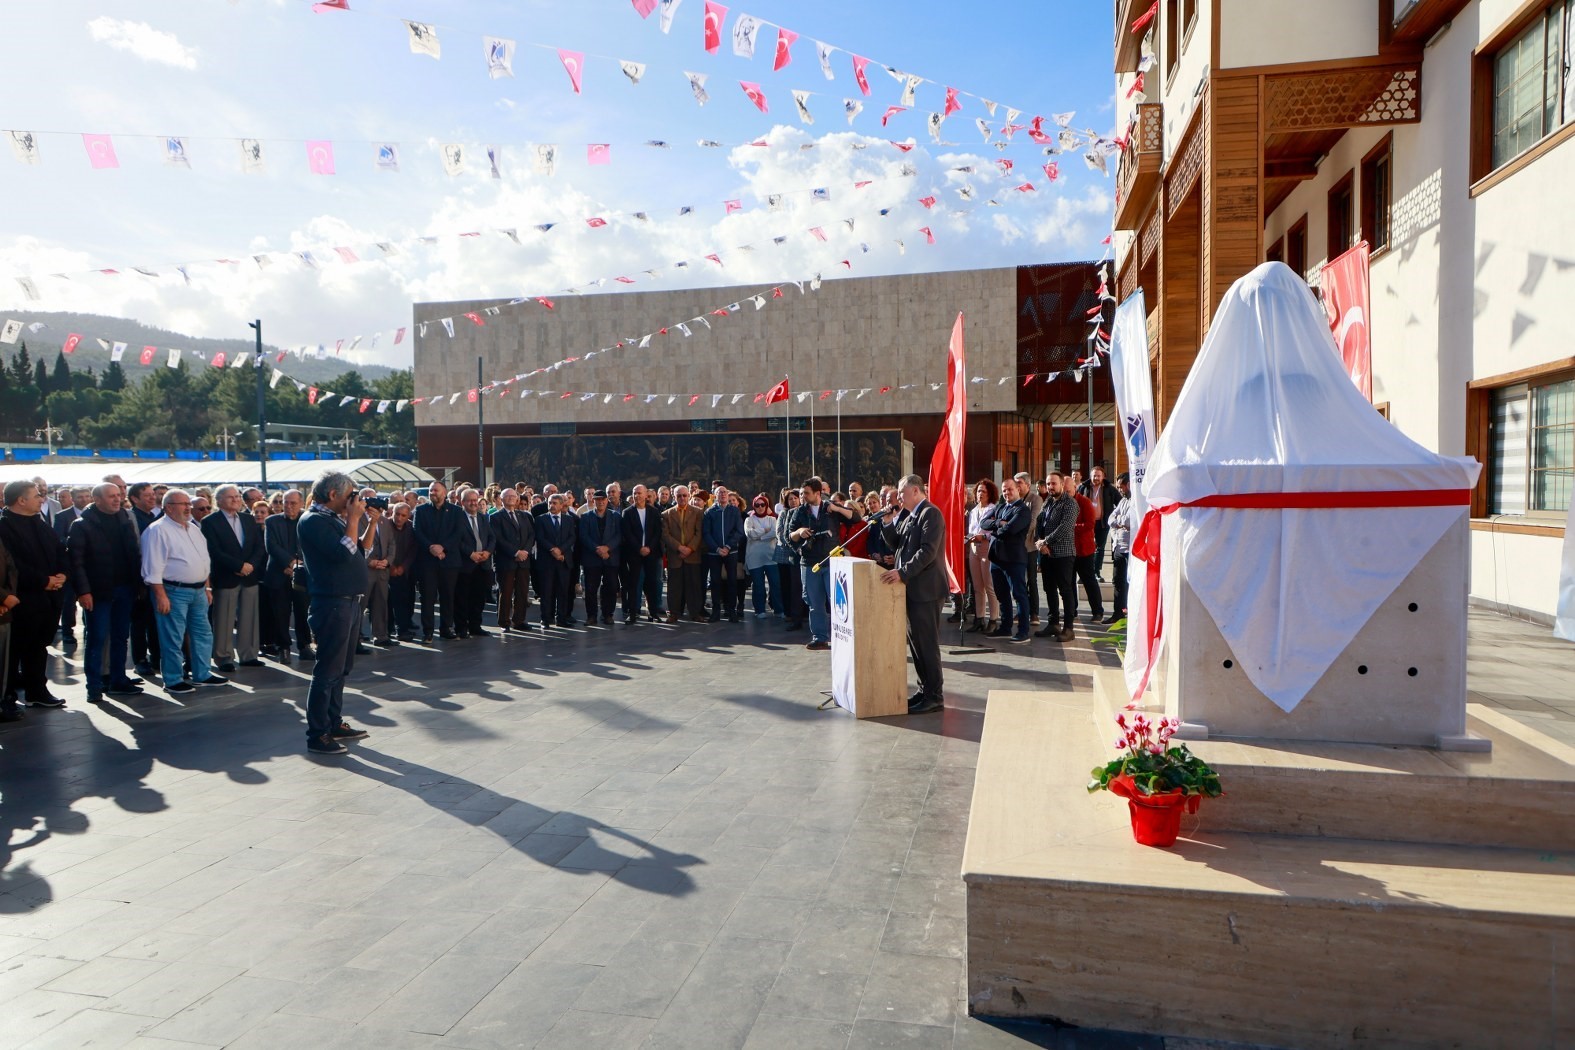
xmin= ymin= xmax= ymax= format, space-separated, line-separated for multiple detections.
xmin=907 ymin=595 xmax=944 ymax=702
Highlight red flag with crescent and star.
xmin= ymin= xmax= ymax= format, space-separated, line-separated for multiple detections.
xmin=1321 ymin=242 xmax=1373 ymax=401
xmin=765 ymin=378 xmax=790 ymax=404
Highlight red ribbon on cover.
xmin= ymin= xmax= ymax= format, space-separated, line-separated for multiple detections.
xmin=1129 ymin=489 xmax=1472 ymax=703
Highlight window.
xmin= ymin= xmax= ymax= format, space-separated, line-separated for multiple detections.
xmin=1490 ymin=1 xmax=1573 ymax=169
xmin=1267 ymin=236 xmax=1285 ymax=264
xmin=1166 ymin=0 xmax=1180 ymax=78
xmin=1489 ymin=376 xmax=1574 ymax=517
xmin=1361 ymin=136 xmax=1393 ymax=253
xmin=1183 ymin=0 xmax=1198 ymax=38
xmin=1286 ymin=215 xmax=1308 ymax=277
xmin=1327 ymin=172 xmax=1355 ymax=261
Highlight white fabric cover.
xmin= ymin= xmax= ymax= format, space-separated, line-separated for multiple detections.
xmin=1144 ymin=262 xmax=1480 ymax=711
xmin=1557 ymin=498 xmax=1575 ymax=643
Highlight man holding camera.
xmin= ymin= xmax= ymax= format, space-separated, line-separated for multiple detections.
xmin=299 ymin=472 xmax=370 ymax=756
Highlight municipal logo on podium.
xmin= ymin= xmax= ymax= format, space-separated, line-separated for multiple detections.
xmin=832 ymin=569 xmax=852 ymax=623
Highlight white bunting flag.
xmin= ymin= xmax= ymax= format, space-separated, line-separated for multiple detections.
xmin=231 ymin=353 xmax=249 ymax=368
xmin=1059 ymin=129 xmax=1080 ymax=152
xmin=442 ymin=143 xmax=464 ymax=175
xmin=441 ymin=317 xmax=456 ymax=337
xmin=377 ymin=400 xmax=391 ymax=414
xmin=667 ymin=395 xmax=677 ymax=405
xmin=373 ymin=142 xmax=400 ymax=172
xmin=16 ymin=277 xmax=39 ymax=301
xmin=1006 ymin=107 xmax=1021 ymax=125
xmin=620 ymin=60 xmax=646 ymax=85
xmin=767 ymin=193 xmax=782 ymax=210
xmin=732 ymin=15 xmax=761 ymax=58
xmin=676 ymin=323 xmax=692 ymax=337
xmin=1053 ymin=111 xmax=1076 ymax=127
xmin=902 ymin=75 xmax=921 ymax=106
xmin=487 ymin=145 xmax=501 ymax=179
xmin=982 ymin=99 xmax=998 ymax=116
xmin=165 ymin=136 xmax=190 ymax=167
xmin=928 ymin=112 xmax=944 ymax=142
xmin=167 ymin=347 xmax=181 ymax=368
xmin=793 ymin=90 xmax=815 ymax=125
xmin=0 ymin=319 xmax=21 ymax=344
xmin=405 ymin=21 xmax=440 ymax=58
xmin=239 ymin=138 xmax=264 ymax=172
xmin=711 ymin=394 xmax=723 ymax=408
xmin=896 ymin=239 xmax=906 ymax=254
xmin=270 ymin=369 xmax=284 ymax=388
xmin=844 ymin=99 xmax=862 ymax=124
xmin=753 ymin=295 xmax=766 ymax=309
xmin=639 ymin=334 xmax=653 ymax=348
xmin=816 ymin=41 xmax=836 ymax=80
xmin=796 ymin=392 xmax=810 ymax=404
xmin=685 ymin=71 xmax=709 ymax=106
xmin=397 ymin=399 xmax=409 ymax=412
xmin=8 ymin=131 xmax=39 ymax=165
xmin=658 ymin=0 xmax=682 ymax=33
xmin=533 ymin=144 xmax=556 ymax=176
xmin=1084 ymin=149 xmax=1108 ymax=174
xmin=484 ymin=36 xmax=515 ymax=78
xmin=109 ymin=341 xmax=127 ymax=361
xmin=976 ymin=117 xmax=993 ymax=142
xmin=730 ymin=393 xmax=745 ymax=405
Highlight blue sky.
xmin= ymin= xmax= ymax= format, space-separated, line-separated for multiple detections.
xmin=0 ymin=0 xmax=1117 ymax=364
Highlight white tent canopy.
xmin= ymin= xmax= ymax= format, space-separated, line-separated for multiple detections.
xmin=1 ymin=458 xmax=434 ymax=492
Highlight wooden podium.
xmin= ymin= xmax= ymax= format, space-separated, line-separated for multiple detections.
xmin=828 ymin=557 xmax=909 ymax=718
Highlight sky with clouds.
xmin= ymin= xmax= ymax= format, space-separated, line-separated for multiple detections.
xmin=0 ymin=0 xmax=1117 ymax=366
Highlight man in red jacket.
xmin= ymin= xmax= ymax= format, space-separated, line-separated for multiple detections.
xmin=1072 ymin=486 xmax=1106 ymax=623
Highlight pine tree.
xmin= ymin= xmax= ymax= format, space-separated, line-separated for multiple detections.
xmin=8 ymin=342 xmax=32 ymax=387
xmin=101 ymin=360 xmax=126 ymax=392
xmin=33 ymin=356 xmax=49 ymax=395
xmin=51 ymin=351 xmax=71 ymax=392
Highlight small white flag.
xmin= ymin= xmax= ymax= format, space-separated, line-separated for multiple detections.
xmin=732 ymin=15 xmax=761 ymax=58
xmin=377 ymin=400 xmax=391 ymax=414
xmin=815 ymin=41 xmax=836 ymax=80
xmin=0 ymin=319 xmax=21 ymax=344
xmin=620 ymin=60 xmax=646 ymax=85
xmin=484 ymin=36 xmax=515 ymax=78
xmin=711 ymin=394 xmax=723 ymax=408
xmin=442 ymin=143 xmax=464 ymax=176
xmin=487 ymin=145 xmax=501 ymax=179
xmin=844 ymin=99 xmax=862 ymax=125
xmin=677 ymin=323 xmax=692 ymax=337
xmin=110 ymin=340 xmax=127 ymax=361
xmin=167 ymin=347 xmax=182 ymax=368
xmin=270 ymin=369 xmax=283 ymax=388
xmin=8 ymin=131 xmax=40 ymax=165
xmin=231 ymin=353 xmax=249 ymax=368
xmin=396 ymin=399 xmax=409 ymax=412
xmin=405 ymin=21 xmax=440 ymax=59
xmin=16 ymin=277 xmax=39 ymax=301
xmin=658 ymin=0 xmax=683 ymax=33
xmin=901 ymin=75 xmax=921 ymax=106
xmin=441 ymin=317 xmax=456 ymax=337
xmin=239 ymin=138 xmax=264 ymax=172
xmin=793 ymin=90 xmax=815 ymax=125
xmin=165 ymin=136 xmax=190 ymax=167
xmin=685 ymin=71 xmax=709 ymax=106
xmin=928 ymin=112 xmax=944 ymax=142
xmin=533 ymin=144 xmax=556 ymax=176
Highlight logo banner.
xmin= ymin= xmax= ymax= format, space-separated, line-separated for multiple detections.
xmin=1109 ymin=288 xmax=1155 ymax=699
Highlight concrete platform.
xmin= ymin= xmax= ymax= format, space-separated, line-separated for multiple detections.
xmin=961 ymin=684 xmax=1575 ymax=1049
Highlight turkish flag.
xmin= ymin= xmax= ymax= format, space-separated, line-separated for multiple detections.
xmin=467 ymin=389 xmax=479 ymax=403
xmin=62 ymin=333 xmax=81 ymax=354
xmin=774 ymin=28 xmax=797 ymax=71
xmin=464 ymin=312 xmax=485 ymax=326
xmin=139 ymin=346 xmax=156 ymax=365
xmin=311 ymin=0 xmax=349 ymax=10
xmin=928 ymin=313 xmax=968 ymax=595
xmin=308 ymin=387 xmax=320 ymax=405
xmin=1320 ymin=242 xmax=1373 ymax=401
xmin=359 ymin=398 xmax=373 ymax=413
xmin=765 ymin=378 xmax=789 ymax=404
xmin=211 ymin=352 xmax=227 ymax=368
xmin=703 ymin=1 xmax=728 ymax=53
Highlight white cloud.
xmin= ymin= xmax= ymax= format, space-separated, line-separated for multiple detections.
xmin=86 ymin=17 xmax=197 ymax=70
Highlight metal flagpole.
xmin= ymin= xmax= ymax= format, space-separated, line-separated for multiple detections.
xmin=836 ymin=393 xmax=842 ymax=493
xmin=476 ymin=356 xmax=485 ymax=485
xmin=783 ymin=375 xmax=792 ymax=491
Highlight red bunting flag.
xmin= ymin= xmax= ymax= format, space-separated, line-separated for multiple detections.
xmin=809 ymin=227 xmax=827 ymax=241
xmin=464 ymin=312 xmax=485 ymax=326
xmin=852 ymin=54 xmax=871 ymax=96
xmin=536 ymin=297 xmax=555 ymax=309
xmin=466 ymin=389 xmax=479 ymax=403
xmin=1016 ymin=182 xmax=1035 ymax=192
xmin=359 ymin=398 xmax=373 ymax=413
xmin=919 ymin=196 xmax=937 ymax=208
xmin=890 ymin=142 xmax=914 ymax=153
xmin=1132 ymin=0 xmax=1159 ymax=33
xmin=725 ymin=199 xmax=742 ymax=214
xmin=740 ymin=81 xmax=768 ymax=112
xmin=334 ymin=247 xmax=358 ymax=263
xmin=559 ymin=49 xmax=585 ymax=93
xmin=921 ymin=226 xmax=934 ymax=244
xmin=879 ymin=386 xmax=891 ymax=394
xmin=62 ymin=333 xmax=81 ymax=354
xmin=689 ymin=394 xmax=701 ymax=406
xmin=561 ymin=392 xmax=574 ymax=399
xmin=705 ymin=253 xmax=723 ymax=266
xmin=394 ymin=327 xmax=406 ymax=344
xmin=765 ymin=377 xmax=790 ymax=404
xmin=312 ymin=0 xmax=349 ymax=10
xmin=140 ymin=346 xmax=156 ymax=365
xmin=587 ymin=217 xmax=608 ymax=228
xmin=1102 ymin=233 xmax=1113 ymax=244
xmin=774 ymin=28 xmax=797 ymax=71
xmin=1126 ymin=72 xmax=1145 ymax=98
xmin=881 ymin=106 xmax=906 ymax=126
xmin=624 ymin=393 xmax=636 ymax=402
xmin=773 ymin=288 xmax=784 ymax=298
xmin=210 ymin=352 xmax=226 ymax=368
xmin=703 ymin=1 xmax=728 ymax=53
xmin=588 ymin=143 xmax=611 ymax=165
xmin=754 ymin=393 xmax=766 ymax=404
xmin=841 ymin=260 xmax=851 ymax=268
xmin=631 ymin=0 xmax=657 ymax=15
xmin=308 ymin=387 xmax=320 ymax=405
xmin=306 ymin=140 xmax=335 ymax=174
xmin=820 ymin=390 xmax=832 ymax=400
xmin=616 ymin=276 xmax=635 ymax=283
xmin=944 ymin=86 xmax=961 ymax=116
xmin=997 ymin=158 xmax=1014 ymax=174
xmin=1044 ymin=161 xmax=1059 ymax=181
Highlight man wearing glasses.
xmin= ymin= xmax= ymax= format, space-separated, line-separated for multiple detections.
xmin=140 ymin=490 xmax=229 ymax=695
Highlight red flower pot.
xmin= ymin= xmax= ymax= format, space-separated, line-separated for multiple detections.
xmin=1108 ymin=774 xmax=1201 ymax=847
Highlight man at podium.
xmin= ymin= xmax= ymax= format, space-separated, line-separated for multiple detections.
xmin=880 ymin=474 xmax=948 ymax=714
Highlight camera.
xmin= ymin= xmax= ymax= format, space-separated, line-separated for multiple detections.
xmin=364 ymin=496 xmax=389 ymax=511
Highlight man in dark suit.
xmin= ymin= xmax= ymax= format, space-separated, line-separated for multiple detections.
xmin=412 ymin=479 xmax=466 ymax=642
xmin=125 ymin=481 xmax=160 ymax=675
xmin=202 ymin=484 xmax=268 ymax=672
xmin=702 ymin=486 xmax=745 ymax=622
xmin=264 ymin=489 xmax=315 ymax=661
xmin=578 ymin=491 xmax=621 ymax=625
xmin=880 ymin=474 xmax=948 ymax=714
xmin=535 ymin=494 xmax=578 ymax=627
xmin=53 ymin=486 xmax=89 ymax=650
xmin=491 ymin=489 xmax=534 ymax=630
xmin=983 ymin=476 xmax=1034 ymax=643
xmin=0 ymin=479 xmax=69 ymax=709
xmin=68 ymin=483 xmax=145 ymax=703
xmin=454 ymin=489 xmax=496 ymax=637
xmin=620 ymin=484 xmax=664 ymax=625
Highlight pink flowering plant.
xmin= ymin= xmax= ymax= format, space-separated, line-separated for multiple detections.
xmin=1087 ymin=710 xmax=1223 ymax=799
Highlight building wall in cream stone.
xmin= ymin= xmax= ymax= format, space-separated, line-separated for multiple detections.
xmin=412 ymin=267 xmax=1018 ymax=429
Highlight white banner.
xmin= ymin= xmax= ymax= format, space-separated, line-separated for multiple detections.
xmin=830 ymin=558 xmax=858 ymax=712
xmin=1557 ymin=498 xmax=1575 ymax=642
xmin=1109 ymin=288 xmax=1156 ymax=700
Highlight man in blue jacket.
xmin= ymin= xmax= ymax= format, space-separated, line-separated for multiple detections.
xmin=578 ymin=491 xmax=622 ymax=625
xmin=412 ymin=479 xmax=466 ymax=643
xmin=298 ymin=472 xmax=370 ymax=756
xmin=702 ymin=486 xmax=745 ymax=622
xmin=984 ymin=476 xmax=1033 ymax=643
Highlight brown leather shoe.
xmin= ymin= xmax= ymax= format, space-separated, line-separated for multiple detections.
xmin=1058 ymin=626 xmax=1076 ymax=642
xmin=666 ymin=613 xmax=678 ymax=625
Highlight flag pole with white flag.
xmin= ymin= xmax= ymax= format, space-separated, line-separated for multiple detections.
xmin=1108 ymin=288 xmax=1157 ymax=700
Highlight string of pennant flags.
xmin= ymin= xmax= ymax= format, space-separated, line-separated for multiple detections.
xmin=283 ymin=0 xmax=1116 ymax=161
xmin=3 ymin=152 xmax=1058 ymax=289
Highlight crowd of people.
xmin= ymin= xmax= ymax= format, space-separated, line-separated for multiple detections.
xmin=0 ymin=463 xmax=1130 ymax=749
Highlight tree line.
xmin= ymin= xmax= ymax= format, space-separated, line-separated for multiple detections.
xmin=0 ymin=343 xmax=416 ymax=454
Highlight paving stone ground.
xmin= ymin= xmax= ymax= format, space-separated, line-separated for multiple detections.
xmin=0 ymin=602 xmax=1565 ymax=1049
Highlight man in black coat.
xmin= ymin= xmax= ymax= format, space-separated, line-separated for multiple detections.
xmin=412 ymin=480 xmax=467 ymax=642
xmin=535 ymin=493 xmax=578 ymax=628
xmin=620 ymin=484 xmax=664 ymax=625
xmin=263 ymin=490 xmax=314 ymax=661
xmin=53 ymin=487 xmax=89 ymax=650
xmin=879 ymin=474 xmax=949 ymax=715
xmin=125 ymin=481 xmax=161 ymax=675
xmin=68 ymin=483 xmax=146 ymax=702
xmin=490 ymin=489 xmax=535 ymax=630
xmin=202 ymin=484 xmax=268 ymax=672
xmin=578 ymin=491 xmax=622 ymax=625
xmin=983 ymin=476 xmax=1034 ymax=642
xmin=454 ymin=489 xmax=496 ymax=638
xmin=1079 ymin=466 xmax=1123 ymax=580
xmin=0 ymin=479 xmax=69 ymax=708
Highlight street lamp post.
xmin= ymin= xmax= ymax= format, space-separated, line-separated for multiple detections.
xmin=247 ymin=319 xmax=268 ymax=489
xmin=34 ymin=421 xmax=62 ymax=456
